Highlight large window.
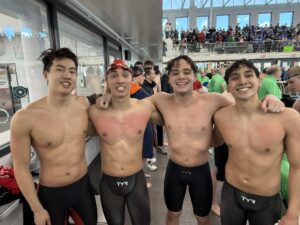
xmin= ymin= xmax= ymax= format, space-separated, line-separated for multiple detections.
xmin=258 ymin=13 xmax=271 ymax=27
xmin=216 ymin=15 xmax=229 ymax=30
xmin=255 ymin=0 xmax=267 ymax=5
xmin=163 ymin=0 xmax=190 ymax=9
xmin=197 ymin=16 xmax=209 ymax=30
xmin=195 ymin=0 xmax=210 ymax=8
xmin=0 ymin=0 xmax=50 ymax=142
xmin=57 ymin=13 xmax=105 ymax=96
xmin=163 ymin=0 xmax=172 ymax=9
xmin=213 ymin=0 xmax=223 ymax=7
xmin=237 ymin=14 xmax=250 ymax=28
xmin=279 ymin=12 xmax=293 ymax=26
xmin=176 ymin=17 xmax=188 ymax=31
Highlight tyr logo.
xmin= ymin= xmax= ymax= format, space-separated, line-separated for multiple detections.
xmin=241 ymin=196 xmax=256 ymax=204
xmin=116 ymin=181 xmax=128 ymax=186
xmin=181 ymin=170 xmax=191 ymax=175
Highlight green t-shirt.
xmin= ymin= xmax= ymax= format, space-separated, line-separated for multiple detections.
xmin=258 ymin=75 xmax=282 ymax=100
xmin=281 ymin=153 xmax=289 ymax=203
xmin=208 ymin=74 xmax=226 ymax=93
xmin=198 ymin=75 xmax=210 ymax=85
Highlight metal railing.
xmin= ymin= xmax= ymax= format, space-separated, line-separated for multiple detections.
xmin=171 ymin=40 xmax=300 ymax=54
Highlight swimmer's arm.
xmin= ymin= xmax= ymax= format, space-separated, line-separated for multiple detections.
xmin=260 ymin=95 xmax=285 ymax=113
xmin=216 ymin=92 xmax=285 ymax=113
xmin=283 ymin=109 xmax=300 ymax=223
xmin=10 ymin=112 xmax=46 ymax=215
xmin=87 ymin=106 xmax=99 ymax=136
xmin=292 ymin=98 xmax=300 ymax=113
xmin=142 ymin=97 xmax=164 ymax=125
xmin=211 ymin=110 xmax=225 ymax=147
xmin=150 ymin=109 xmax=164 ymax=126
xmin=87 ymin=119 xmax=97 ymax=136
xmin=211 ymin=125 xmax=224 ymax=147
xmin=214 ymin=93 xmax=235 ymax=110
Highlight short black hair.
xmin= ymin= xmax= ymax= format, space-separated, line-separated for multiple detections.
xmin=144 ymin=60 xmax=154 ymax=68
xmin=224 ymin=59 xmax=259 ymax=83
xmin=39 ymin=48 xmax=78 ymax=72
xmin=134 ymin=61 xmax=143 ymax=67
xmin=166 ymin=55 xmax=198 ymax=76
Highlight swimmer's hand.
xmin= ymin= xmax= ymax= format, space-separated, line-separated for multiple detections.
xmin=34 ymin=208 xmax=51 ymax=225
xmin=261 ymin=95 xmax=285 ymax=113
xmin=96 ymin=94 xmax=111 ymax=109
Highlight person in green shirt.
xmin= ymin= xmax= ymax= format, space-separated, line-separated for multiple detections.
xmin=208 ymin=68 xmax=227 ymax=93
xmin=197 ymin=69 xmax=210 ymax=86
xmin=258 ymin=65 xmax=282 ymax=100
xmin=281 ymin=66 xmax=300 ymax=207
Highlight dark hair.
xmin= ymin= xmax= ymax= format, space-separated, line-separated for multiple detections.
xmin=144 ymin=60 xmax=154 ymax=68
xmin=39 ymin=48 xmax=78 ymax=72
xmin=224 ymin=59 xmax=259 ymax=83
xmin=166 ymin=55 xmax=198 ymax=76
xmin=155 ymin=70 xmax=161 ymax=75
xmin=134 ymin=61 xmax=143 ymax=67
xmin=262 ymin=68 xmax=268 ymax=74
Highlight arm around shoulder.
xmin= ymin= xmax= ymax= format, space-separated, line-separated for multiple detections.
xmin=211 ymin=92 xmax=235 ymax=110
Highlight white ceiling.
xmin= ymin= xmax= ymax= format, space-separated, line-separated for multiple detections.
xmin=63 ymin=0 xmax=163 ymax=62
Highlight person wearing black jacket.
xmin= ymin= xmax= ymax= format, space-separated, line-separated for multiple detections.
xmin=142 ymin=67 xmax=157 ymax=95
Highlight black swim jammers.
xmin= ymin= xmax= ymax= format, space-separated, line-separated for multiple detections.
xmin=164 ymin=160 xmax=212 ymax=217
xmin=99 ymin=169 xmax=150 ymax=225
xmin=221 ymin=180 xmax=282 ymax=225
xmin=38 ymin=174 xmax=97 ymax=225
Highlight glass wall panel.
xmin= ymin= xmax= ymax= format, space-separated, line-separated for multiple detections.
xmin=258 ymin=13 xmax=271 ymax=27
xmin=57 ymin=13 xmax=105 ymax=96
xmin=279 ymin=12 xmax=293 ymax=26
xmin=176 ymin=17 xmax=188 ymax=31
xmin=237 ymin=14 xmax=250 ymax=28
xmin=213 ymin=0 xmax=223 ymax=7
xmin=216 ymin=15 xmax=229 ymax=30
xmin=254 ymin=0 xmax=266 ymax=5
xmin=172 ymin=0 xmax=181 ymax=8
xmin=163 ymin=0 xmax=172 ymax=9
xmin=197 ymin=16 xmax=209 ymax=30
xmin=183 ymin=0 xmax=190 ymax=8
xmin=0 ymin=0 xmax=49 ymax=140
xmin=276 ymin=0 xmax=288 ymax=3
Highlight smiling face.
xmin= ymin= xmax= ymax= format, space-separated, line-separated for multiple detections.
xmin=43 ymin=58 xmax=77 ymax=95
xmin=287 ymin=75 xmax=300 ymax=93
xmin=227 ymin=65 xmax=260 ymax=100
xmin=168 ymin=59 xmax=195 ymax=94
xmin=106 ymin=67 xmax=132 ymax=97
